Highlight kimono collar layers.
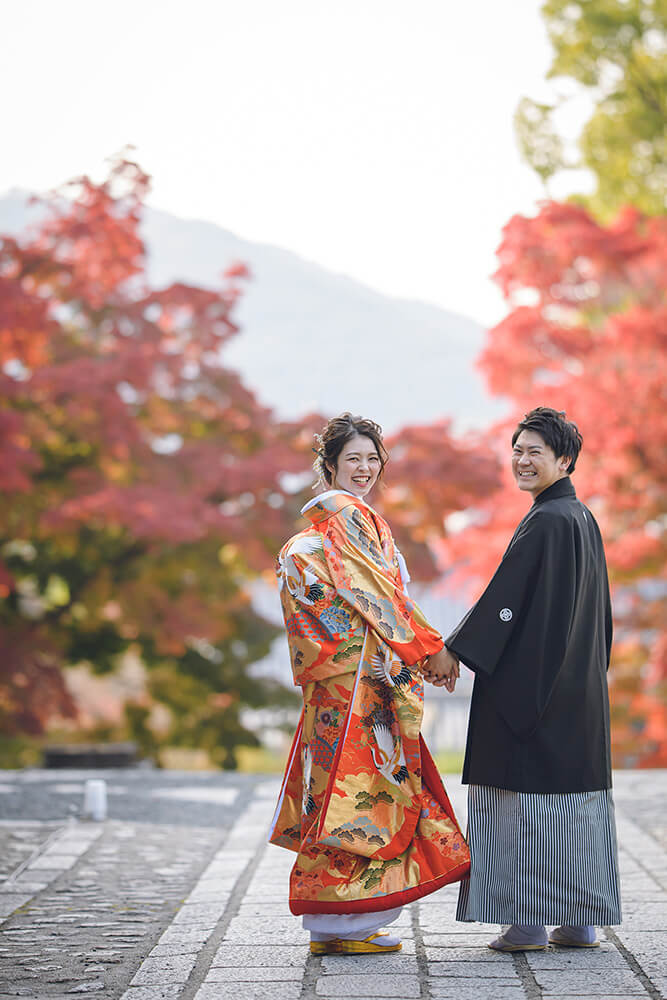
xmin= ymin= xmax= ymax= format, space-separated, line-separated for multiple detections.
xmin=301 ymin=490 xmax=372 ymax=525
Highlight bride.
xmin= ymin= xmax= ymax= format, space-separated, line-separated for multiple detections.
xmin=270 ymin=412 xmax=469 ymax=955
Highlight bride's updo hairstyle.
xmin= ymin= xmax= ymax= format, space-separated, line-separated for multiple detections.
xmin=313 ymin=413 xmax=388 ymax=489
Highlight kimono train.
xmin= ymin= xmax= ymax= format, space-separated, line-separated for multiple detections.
xmin=270 ymin=490 xmax=470 ymax=915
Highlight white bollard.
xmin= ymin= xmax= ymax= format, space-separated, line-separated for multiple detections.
xmin=82 ymin=778 xmax=107 ymax=821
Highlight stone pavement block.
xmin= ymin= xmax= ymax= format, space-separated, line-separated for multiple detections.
xmin=43 ymin=839 xmax=97 ymax=855
xmin=426 ymin=946 xmax=511 ymax=962
xmin=532 ymin=970 xmax=648 ymax=994
xmin=201 ymin=867 xmax=245 ymax=883
xmin=421 ymin=919 xmax=497 ymax=933
xmin=149 ymin=939 xmax=206 ymax=956
xmin=120 ymin=987 xmax=183 ymax=1000
xmin=423 ymin=932 xmax=501 ymax=948
xmin=428 ymin=987 xmax=524 ymax=1000
xmin=526 ymin=945 xmax=628 ymax=970
xmin=28 ymin=855 xmax=81 ymax=870
xmin=320 ymin=953 xmax=418 ymax=974
xmin=191 ymin=871 xmax=242 ymax=888
xmin=130 ymin=953 xmax=197 ymax=985
xmin=223 ymin=923 xmax=309 ymax=945
xmin=204 ymin=966 xmax=304 ymax=982
xmin=0 ymin=893 xmax=31 ymax=917
xmin=196 ymin=985 xmax=300 ymax=1000
xmin=170 ymin=902 xmax=221 ymax=926
xmin=209 ymin=944 xmax=306 ymax=968
xmin=204 ymin=856 xmax=250 ymax=871
xmin=238 ymin=903 xmax=294 ymax=915
xmin=614 ymin=929 xmax=667 ymax=981
xmin=429 ymin=959 xmax=522 ymax=978
xmin=243 ymin=890 xmax=287 ymax=906
xmin=184 ymin=890 xmax=230 ymax=907
xmin=316 ymin=973 xmax=420 ymax=998
xmin=155 ymin=926 xmax=211 ymax=947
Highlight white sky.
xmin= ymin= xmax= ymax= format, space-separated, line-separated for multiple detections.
xmin=1 ymin=0 xmax=588 ymax=326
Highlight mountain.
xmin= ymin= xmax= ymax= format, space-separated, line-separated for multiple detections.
xmin=0 ymin=190 xmax=505 ymax=432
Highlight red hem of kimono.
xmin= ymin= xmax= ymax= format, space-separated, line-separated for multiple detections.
xmin=288 ymin=861 xmax=471 ymax=915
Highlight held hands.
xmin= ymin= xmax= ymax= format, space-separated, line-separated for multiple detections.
xmin=421 ymin=646 xmax=460 ymax=693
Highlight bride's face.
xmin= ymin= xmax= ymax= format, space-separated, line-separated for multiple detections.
xmin=328 ymin=434 xmax=382 ymax=498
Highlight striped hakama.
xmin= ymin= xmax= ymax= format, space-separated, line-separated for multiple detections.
xmin=457 ymin=785 xmax=622 ymax=926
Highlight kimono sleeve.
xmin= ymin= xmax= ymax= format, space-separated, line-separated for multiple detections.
xmin=321 ymin=504 xmax=443 ymax=666
xmin=446 ymin=511 xmax=578 ymax=740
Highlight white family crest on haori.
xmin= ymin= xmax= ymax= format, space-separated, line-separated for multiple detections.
xmin=499 ymin=607 xmax=513 ymax=622
xmin=371 ymin=647 xmax=412 ymax=688
xmin=371 ymin=724 xmax=409 ymax=786
xmin=279 ymin=535 xmax=325 ymax=604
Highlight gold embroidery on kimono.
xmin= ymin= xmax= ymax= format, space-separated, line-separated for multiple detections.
xmin=270 ymin=491 xmax=470 ymax=914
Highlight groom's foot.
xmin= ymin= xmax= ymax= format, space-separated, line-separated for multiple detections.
xmin=549 ymin=925 xmax=599 ymax=948
xmin=488 ymin=924 xmax=547 ymax=952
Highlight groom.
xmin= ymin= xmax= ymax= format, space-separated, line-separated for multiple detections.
xmin=424 ymin=407 xmax=621 ymax=951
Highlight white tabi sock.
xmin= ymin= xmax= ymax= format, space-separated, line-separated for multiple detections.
xmin=500 ymin=924 xmax=548 ymax=946
xmin=552 ymin=924 xmax=597 ymax=944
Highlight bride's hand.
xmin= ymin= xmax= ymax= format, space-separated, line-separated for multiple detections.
xmin=422 ymin=647 xmax=459 ymax=692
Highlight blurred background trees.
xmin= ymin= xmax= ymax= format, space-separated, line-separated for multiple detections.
xmin=458 ymin=0 xmax=666 ymax=766
xmin=0 ymin=157 xmax=495 ymax=767
xmin=0 ymin=158 xmax=313 ymax=767
xmin=514 ymin=0 xmax=666 ymax=217
xmin=1 ymin=0 xmax=664 ymax=770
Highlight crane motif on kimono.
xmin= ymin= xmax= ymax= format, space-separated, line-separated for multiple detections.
xmin=302 ymin=745 xmax=316 ymax=816
xmin=279 ymin=536 xmax=325 ymax=605
xmin=371 ymin=647 xmax=412 ymax=688
xmin=371 ymin=724 xmax=409 ymax=786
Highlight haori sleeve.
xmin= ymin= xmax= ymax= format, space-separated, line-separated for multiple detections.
xmin=445 ymin=512 xmax=551 ymax=677
xmin=447 ymin=511 xmax=579 ymax=740
xmin=321 ymin=504 xmax=443 ymax=666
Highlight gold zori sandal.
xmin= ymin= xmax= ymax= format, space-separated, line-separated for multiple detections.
xmin=310 ymin=932 xmax=402 ymax=955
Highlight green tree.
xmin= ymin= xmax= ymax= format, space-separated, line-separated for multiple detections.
xmin=515 ymin=0 xmax=666 ymax=218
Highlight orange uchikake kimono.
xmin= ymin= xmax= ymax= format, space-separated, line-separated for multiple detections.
xmin=269 ymin=490 xmax=470 ymax=915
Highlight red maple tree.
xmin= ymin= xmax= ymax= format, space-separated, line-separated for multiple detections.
xmin=0 ymin=156 xmax=313 ymax=760
xmin=438 ymin=202 xmax=667 ymax=766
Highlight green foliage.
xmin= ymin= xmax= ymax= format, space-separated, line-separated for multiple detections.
xmin=518 ymin=0 xmax=666 ymax=216
xmin=0 ymin=736 xmax=41 ymax=769
xmin=124 ymin=703 xmax=159 ymax=761
xmin=145 ymin=608 xmax=298 ymax=770
xmin=514 ymin=97 xmax=567 ymax=184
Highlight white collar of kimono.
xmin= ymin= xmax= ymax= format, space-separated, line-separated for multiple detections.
xmin=299 ymin=490 xmax=411 ymax=586
xmin=300 ymin=489 xmax=369 ymax=515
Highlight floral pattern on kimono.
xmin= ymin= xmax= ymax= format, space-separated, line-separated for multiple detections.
xmin=270 ymin=491 xmax=470 ymax=914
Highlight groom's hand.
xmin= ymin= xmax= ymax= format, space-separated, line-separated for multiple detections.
xmin=422 ymin=646 xmax=460 ymax=692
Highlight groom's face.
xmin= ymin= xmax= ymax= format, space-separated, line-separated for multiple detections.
xmin=512 ymin=430 xmax=569 ymax=498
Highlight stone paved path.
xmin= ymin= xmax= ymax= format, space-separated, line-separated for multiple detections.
xmin=0 ymin=769 xmax=665 ymax=999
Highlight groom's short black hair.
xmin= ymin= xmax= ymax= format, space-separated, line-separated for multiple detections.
xmin=511 ymin=407 xmax=583 ymax=473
